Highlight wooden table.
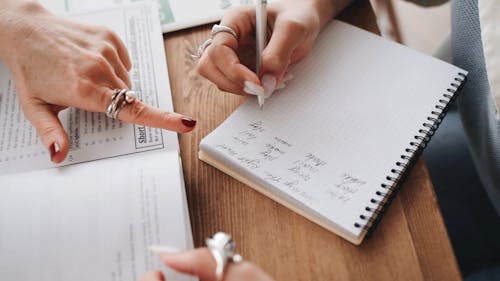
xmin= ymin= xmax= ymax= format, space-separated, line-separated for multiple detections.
xmin=164 ymin=1 xmax=461 ymax=280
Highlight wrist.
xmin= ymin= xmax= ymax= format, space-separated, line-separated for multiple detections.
xmin=0 ymin=1 xmax=49 ymax=62
xmin=310 ymin=0 xmax=354 ymax=28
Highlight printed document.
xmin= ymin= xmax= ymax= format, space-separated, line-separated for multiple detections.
xmin=0 ymin=3 xmax=195 ymax=281
xmin=0 ymin=3 xmax=178 ymax=175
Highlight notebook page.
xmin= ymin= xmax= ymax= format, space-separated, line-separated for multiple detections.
xmin=200 ymin=20 xmax=465 ymax=240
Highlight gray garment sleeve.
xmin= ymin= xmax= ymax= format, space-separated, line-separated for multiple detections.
xmin=401 ymin=0 xmax=449 ymax=6
xmin=452 ymin=0 xmax=500 ymax=215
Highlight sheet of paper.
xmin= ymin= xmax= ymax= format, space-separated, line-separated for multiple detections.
xmin=38 ymin=0 xmax=272 ymax=33
xmin=0 ymin=3 xmax=178 ymax=175
xmin=0 ymin=150 xmax=194 ymax=281
xmin=200 ymin=21 xmax=466 ymax=240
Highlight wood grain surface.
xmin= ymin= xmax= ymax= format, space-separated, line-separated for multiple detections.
xmin=163 ymin=1 xmax=462 ymax=280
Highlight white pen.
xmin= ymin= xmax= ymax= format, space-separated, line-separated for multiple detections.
xmin=256 ymin=0 xmax=267 ymax=108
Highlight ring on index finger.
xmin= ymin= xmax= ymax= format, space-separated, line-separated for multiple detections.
xmin=211 ymin=24 xmax=238 ymax=41
xmin=105 ymin=89 xmax=138 ymax=119
xmin=191 ymin=38 xmax=213 ymax=60
xmin=191 ymin=24 xmax=239 ymax=59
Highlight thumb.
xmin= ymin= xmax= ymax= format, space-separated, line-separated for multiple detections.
xmin=23 ymin=102 xmax=69 ymax=163
xmin=261 ymin=19 xmax=309 ymax=97
xmin=159 ymin=248 xmax=216 ymax=281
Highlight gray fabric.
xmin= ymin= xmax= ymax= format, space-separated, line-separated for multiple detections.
xmin=452 ymin=0 xmax=500 ymax=215
xmin=403 ymin=0 xmax=449 ymax=7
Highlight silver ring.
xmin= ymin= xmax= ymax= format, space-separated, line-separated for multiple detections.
xmin=191 ymin=24 xmax=238 ymax=59
xmin=205 ymin=232 xmax=243 ymax=281
xmin=105 ymin=89 xmax=138 ymax=119
xmin=211 ymin=24 xmax=238 ymax=40
xmin=191 ymin=38 xmax=213 ymax=59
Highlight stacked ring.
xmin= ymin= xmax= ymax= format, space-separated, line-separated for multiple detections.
xmin=105 ymin=89 xmax=138 ymax=119
xmin=211 ymin=24 xmax=238 ymax=40
xmin=192 ymin=24 xmax=239 ymax=59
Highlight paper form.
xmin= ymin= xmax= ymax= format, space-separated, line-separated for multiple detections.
xmin=38 ymin=0 xmax=273 ymax=33
xmin=0 ymin=150 xmax=194 ymax=281
xmin=0 ymin=3 xmax=178 ymax=175
xmin=0 ymin=3 xmax=195 ymax=280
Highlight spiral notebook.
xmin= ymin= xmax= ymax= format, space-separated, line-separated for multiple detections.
xmin=198 ymin=20 xmax=467 ymax=245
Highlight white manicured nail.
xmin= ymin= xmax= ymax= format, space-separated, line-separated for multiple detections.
xmin=243 ymin=81 xmax=264 ymax=96
xmin=148 ymin=245 xmax=181 ymax=254
xmin=283 ymin=73 xmax=294 ymax=82
xmin=275 ymin=82 xmax=286 ymax=90
xmin=262 ymin=75 xmax=276 ymax=99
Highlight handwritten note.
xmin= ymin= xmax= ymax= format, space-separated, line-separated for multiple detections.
xmin=209 ymin=120 xmax=367 ymax=206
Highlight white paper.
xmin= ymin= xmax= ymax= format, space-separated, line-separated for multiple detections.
xmin=0 ymin=3 xmax=178 ymax=175
xmin=38 ymin=0 xmax=273 ymax=33
xmin=0 ymin=151 xmax=194 ymax=281
xmin=0 ymin=3 xmax=195 ymax=280
xmin=200 ymin=21 xmax=467 ymax=243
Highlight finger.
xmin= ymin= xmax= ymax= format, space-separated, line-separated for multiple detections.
xmin=60 ymin=82 xmax=123 ymax=117
xmin=139 ymin=271 xmax=165 ymax=281
xmin=258 ymin=18 xmax=312 ymax=98
xmin=117 ymin=98 xmax=196 ymax=133
xmin=197 ymin=52 xmax=250 ymax=95
xmin=105 ymin=29 xmax=132 ymax=71
xmin=261 ymin=18 xmax=310 ymax=79
xmin=160 ymin=248 xmax=216 ymax=281
xmin=22 ymin=101 xmax=69 ymax=163
xmin=209 ymin=8 xmax=262 ymax=85
xmin=64 ymin=85 xmax=195 ymax=134
xmin=100 ymin=42 xmax=132 ymax=88
xmin=65 ymin=55 xmax=129 ymax=114
xmin=196 ymin=24 xmax=259 ymax=94
xmin=219 ymin=6 xmax=260 ymax=48
xmin=206 ymin=44 xmax=260 ymax=94
xmin=86 ymin=54 xmax=129 ymax=91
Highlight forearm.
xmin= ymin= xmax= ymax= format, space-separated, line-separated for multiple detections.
xmin=0 ymin=0 xmax=47 ymax=62
xmin=311 ymin=0 xmax=355 ymax=28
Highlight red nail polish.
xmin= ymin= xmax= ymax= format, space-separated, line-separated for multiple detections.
xmin=181 ymin=118 xmax=197 ymax=128
xmin=49 ymin=142 xmax=60 ymax=162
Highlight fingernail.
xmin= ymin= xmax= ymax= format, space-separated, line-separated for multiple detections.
xmin=262 ymin=75 xmax=276 ymax=99
xmin=283 ymin=73 xmax=294 ymax=82
xmin=243 ymin=81 xmax=264 ymax=96
xmin=148 ymin=245 xmax=181 ymax=255
xmin=49 ymin=142 xmax=60 ymax=162
xmin=181 ymin=118 xmax=197 ymax=128
xmin=275 ymin=82 xmax=286 ymax=90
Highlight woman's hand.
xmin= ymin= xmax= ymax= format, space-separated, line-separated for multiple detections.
xmin=195 ymin=0 xmax=343 ymax=98
xmin=0 ymin=1 xmax=196 ymax=163
xmin=140 ymin=248 xmax=275 ymax=281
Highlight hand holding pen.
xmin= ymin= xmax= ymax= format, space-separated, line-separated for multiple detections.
xmin=194 ymin=0 xmax=338 ymax=105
